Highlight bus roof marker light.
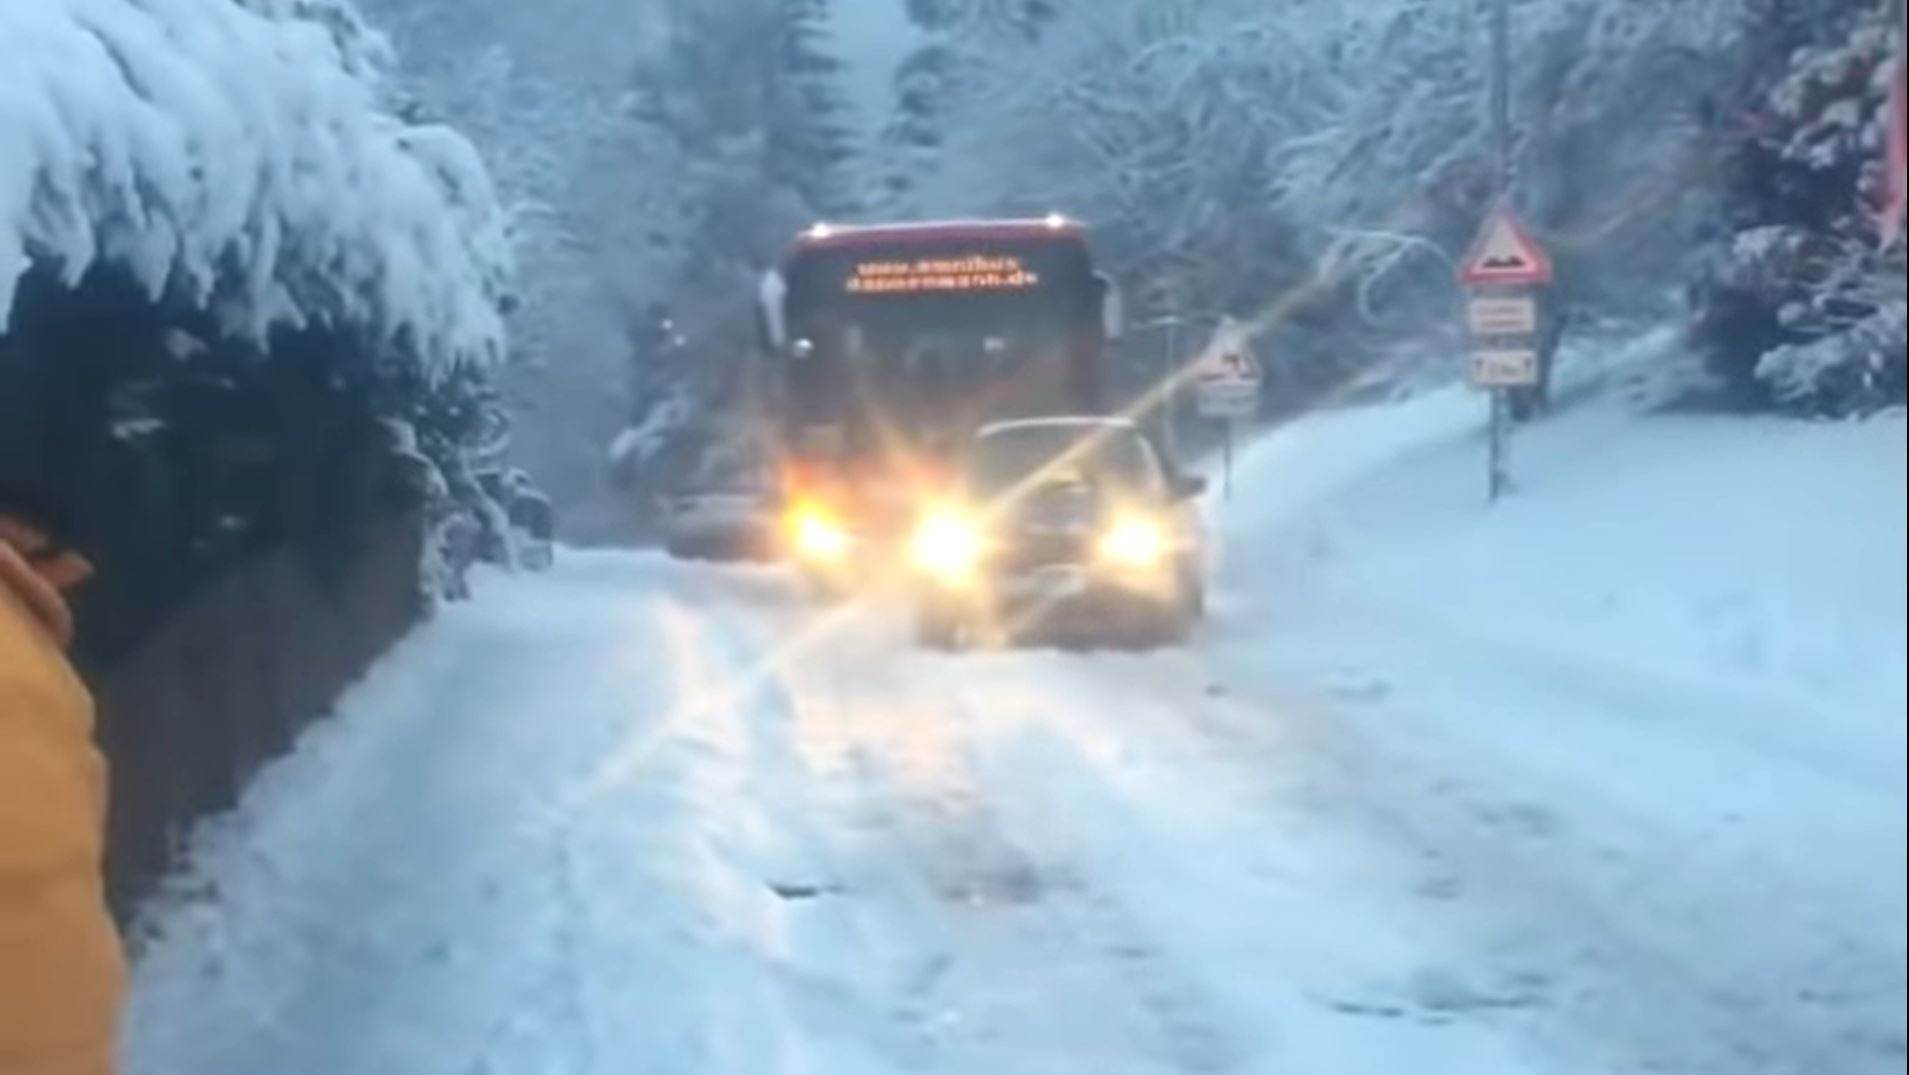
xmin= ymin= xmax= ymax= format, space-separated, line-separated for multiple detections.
xmin=1044 ymin=213 xmax=1070 ymax=230
xmin=808 ymin=222 xmax=835 ymax=240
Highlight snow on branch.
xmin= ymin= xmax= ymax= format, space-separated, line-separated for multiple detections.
xmin=0 ymin=0 xmax=511 ymax=376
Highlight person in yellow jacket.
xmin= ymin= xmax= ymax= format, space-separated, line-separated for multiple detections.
xmin=0 ymin=499 xmax=125 ymax=1075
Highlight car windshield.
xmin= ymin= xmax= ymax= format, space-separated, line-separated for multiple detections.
xmin=11 ymin=2 xmax=1901 ymax=1074
xmin=968 ymin=424 xmax=1164 ymax=498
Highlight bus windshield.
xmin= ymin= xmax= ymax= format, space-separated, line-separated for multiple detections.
xmin=780 ymin=235 xmax=1102 ymax=455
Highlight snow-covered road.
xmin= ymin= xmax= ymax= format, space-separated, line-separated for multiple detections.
xmin=126 ymin=555 xmax=1902 ymax=1075
xmin=128 ymin=384 xmax=1906 ymax=1075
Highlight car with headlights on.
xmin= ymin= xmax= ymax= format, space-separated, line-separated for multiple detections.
xmin=908 ymin=417 xmax=1206 ymax=649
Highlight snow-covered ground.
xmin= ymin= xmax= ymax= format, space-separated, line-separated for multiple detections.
xmin=127 ymin=365 xmax=1906 ymax=1075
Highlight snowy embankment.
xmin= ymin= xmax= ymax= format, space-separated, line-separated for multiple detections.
xmin=1216 ymin=339 xmax=1906 ymax=779
xmin=1203 ymin=343 xmax=1907 ymax=1071
xmin=125 ymin=336 xmax=1905 ymax=1075
xmin=0 ymin=0 xmax=509 ymax=370
xmin=1223 ymin=374 xmax=1906 ymax=726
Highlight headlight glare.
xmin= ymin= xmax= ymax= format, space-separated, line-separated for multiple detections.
xmin=912 ymin=511 xmax=988 ymax=580
xmin=788 ymin=502 xmax=851 ymax=562
xmin=1098 ymin=516 xmax=1169 ymax=569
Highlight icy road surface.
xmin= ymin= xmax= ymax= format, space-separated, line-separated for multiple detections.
xmin=129 ymin=385 xmax=1905 ymax=1075
xmin=128 ymin=556 xmax=1903 ymax=1075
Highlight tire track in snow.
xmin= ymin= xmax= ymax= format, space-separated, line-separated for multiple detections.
xmin=1210 ymin=580 xmax=1907 ymax=1075
xmin=572 ymin=570 xmax=928 ymax=1074
xmin=764 ymin=605 xmax=1247 ymax=1074
xmin=128 ymin=557 xmax=676 ymax=1075
xmin=916 ymin=650 xmax=1576 ymax=1074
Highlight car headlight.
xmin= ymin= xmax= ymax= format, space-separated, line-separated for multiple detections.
xmin=1097 ymin=516 xmax=1170 ymax=569
xmin=788 ymin=501 xmax=851 ymax=562
xmin=911 ymin=510 xmax=988 ymax=582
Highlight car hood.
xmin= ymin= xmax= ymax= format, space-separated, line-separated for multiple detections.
xmin=1001 ymin=481 xmax=1100 ymax=533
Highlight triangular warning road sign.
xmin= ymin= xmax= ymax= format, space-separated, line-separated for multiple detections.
xmin=1191 ymin=317 xmax=1262 ymax=384
xmin=1460 ymin=205 xmax=1554 ymax=287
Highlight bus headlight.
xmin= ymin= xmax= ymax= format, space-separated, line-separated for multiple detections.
xmin=1097 ymin=516 xmax=1169 ymax=570
xmin=788 ymin=501 xmax=851 ymax=562
xmin=911 ymin=511 xmax=988 ymax=583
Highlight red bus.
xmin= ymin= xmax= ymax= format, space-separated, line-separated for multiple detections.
xmin=757 ymin=217 xmax=1123 ymax=590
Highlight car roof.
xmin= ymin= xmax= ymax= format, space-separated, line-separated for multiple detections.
xmin=976 ymin=416 xmax=1141 ymax=439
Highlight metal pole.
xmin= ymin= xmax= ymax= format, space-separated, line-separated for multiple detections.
xmin=1487 ymin=0 xmax=1512 ymax=502
xmin=1223 ymin=421 xmax=1234 ymax=500
xmin=1492 ymin=0 xmax=1511 ymax=191
xmin=1488 ymin=389 xmax=1508 ymax=500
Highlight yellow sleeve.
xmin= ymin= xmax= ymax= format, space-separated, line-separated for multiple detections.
xmin=0 ymin=599 xmax=125 ymax=1075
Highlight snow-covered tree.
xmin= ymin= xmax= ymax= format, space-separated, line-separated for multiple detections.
xmin=2 ymin=0 xmax=525 ymax=611
xmin=868 ymin=43 xmax=957 ymax=208
xmin=359 ymin=0 xmax=863 ymax=529
xmin=1693 ymin=1 xmax=1906 ymax=415
xmin=903 ymin=0 xmax=1057 ymax=41
xmin=770 ymin=0 xmax=862 ymax=219
xmin=883 ymin=0 xmax=1422 ymax=401
xmin=0 ymin=0 xmax=511 ymax=374
xmin=231 ymin=0 xmax=397 ymax=81
xmin=872 ymin=0 xmax=1868 ymax=417
xmin=344 ymin=0 xmax=676 ymax=538
xmin=600 ymin=0 xmax=862 ymax=499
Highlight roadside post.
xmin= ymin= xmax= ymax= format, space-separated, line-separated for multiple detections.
xmin=1160 ymin=314 xmax=1187 ymax=458
xmin=1133 ymin=313 xmax=1194 ymax=460
xmin=1155 ymin=271 xmax=1194 ymax=458
xmin=1462 ymin=0 xmax=1552 ymax=503
xmin=1193 ymin=318 xmax=1262 ymax=501
xmin=1459 ymin=204 xmax=1552 ymax=501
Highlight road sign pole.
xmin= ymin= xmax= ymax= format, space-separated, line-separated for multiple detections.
xmin=1489 ymin=0 xmax=1512 ymax=504
xmin=1492 ymin=0 xmax=1510 ymax=191
xmin=1223 ymin=420 xmax=1234 ymax=501
xmin=1459 ymin=5 xmax=1546 ymax=503
xmin=1488 ymin=389 xmax=1509 ymax=501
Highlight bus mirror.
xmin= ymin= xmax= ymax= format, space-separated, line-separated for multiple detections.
xmin=758 ymin=270 xmax=789 ymax=352
xmin=1096 ymin=273 xmax=1124 ymax=341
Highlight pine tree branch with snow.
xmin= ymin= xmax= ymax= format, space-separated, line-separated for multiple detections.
xmin=1695 ymin=1 xmax=1907 ymax=416
xmin=0 ymin=0 xmax=513 ymax=378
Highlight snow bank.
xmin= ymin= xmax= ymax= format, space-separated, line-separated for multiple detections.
xmin=1209 ymin=344 xmax=1906 ymax=1072
xmin=0 ymin=0 xmax=511 ymax=373
xmin=1221 ymin=345 xmax=1909 ymax=723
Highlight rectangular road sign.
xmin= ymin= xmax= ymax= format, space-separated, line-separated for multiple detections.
xmin=1197 ymin=380 xmax=1259 ymax=420
xmin=1469 ymin=348 xmax=1539 ymax=388
xmin=1467 ymin=295 xmax=1538 ymax=336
